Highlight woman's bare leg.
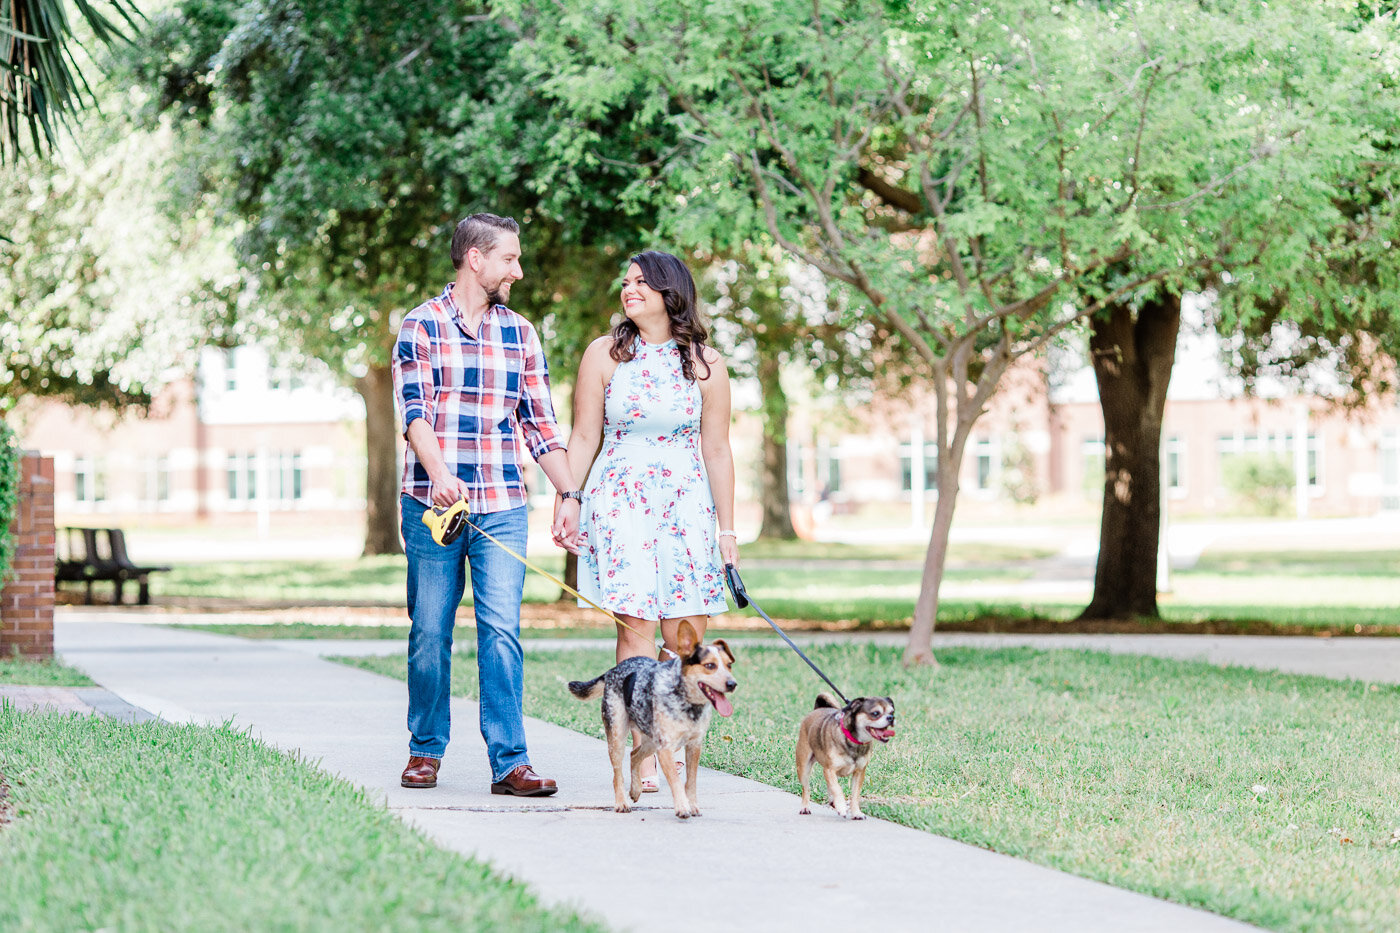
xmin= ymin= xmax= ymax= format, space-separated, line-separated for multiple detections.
xmin=616 ymin=614 xmax=659 ymax=780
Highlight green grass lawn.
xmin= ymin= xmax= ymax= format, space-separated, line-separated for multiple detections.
xmin=0 ymin=657 xmax=94 ymax=686
xmin=134 ymin=541 xmax=1400 ymax=635
xmin=341 ymin=644 xmax=1400 ymax=933
xmin=169 ymin=620 xmax=778 ymax=640
xmin=0 ymin=709 xmax=603 ymax=932
xmin=141 ymin=540 xmax=1048 ymax=605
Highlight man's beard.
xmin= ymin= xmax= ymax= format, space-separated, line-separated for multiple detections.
xmin=485 ymin=279 xmax=511 ymax=307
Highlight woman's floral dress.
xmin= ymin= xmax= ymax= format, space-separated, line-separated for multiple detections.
xmin=576 ymin=338 xmax=728 ymax=621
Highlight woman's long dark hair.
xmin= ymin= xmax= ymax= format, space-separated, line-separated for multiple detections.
xmin=609 ymin=250 xmax=712 ymax=382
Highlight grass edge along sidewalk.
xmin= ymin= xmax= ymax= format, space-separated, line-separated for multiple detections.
xmin=341 ymin=642 xmax=1400 ymax=933
xmin=0 ymin=706 xmax=604 ymax=933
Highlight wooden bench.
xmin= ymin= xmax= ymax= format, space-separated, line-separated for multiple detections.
xmin=55 ymin=527 xmax=171 ymax=606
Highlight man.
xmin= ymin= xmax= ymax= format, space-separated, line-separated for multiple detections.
xmin=392 ymin=212 xmax=581 ymax=795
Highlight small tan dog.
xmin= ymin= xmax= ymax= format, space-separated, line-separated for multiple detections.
xmin=795 ymin=693 xmax=896 ymax=820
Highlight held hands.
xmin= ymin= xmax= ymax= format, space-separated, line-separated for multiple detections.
xmin=551 ymin=496 xmax=581 ymax=554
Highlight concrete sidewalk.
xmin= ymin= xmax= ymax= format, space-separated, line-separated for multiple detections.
xmin=52 ymin=617 xmax=1258 ymax=933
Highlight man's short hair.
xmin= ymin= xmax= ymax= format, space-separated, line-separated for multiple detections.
xmin=451 ymin=213 xmax=520 ymax=270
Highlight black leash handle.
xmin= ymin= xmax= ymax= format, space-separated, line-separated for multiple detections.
xmin=724 ymin=563 xmax=849 ymax=705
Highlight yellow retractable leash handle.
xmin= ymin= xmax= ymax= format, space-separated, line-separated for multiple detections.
xmin=423 ymin=500 xmax=470 ymax=546
xmin=422 ymin=498 xmax=651 ymax=642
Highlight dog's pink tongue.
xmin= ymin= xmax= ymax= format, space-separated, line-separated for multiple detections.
xmin=703 ymin=685 xmax=734 ymax=717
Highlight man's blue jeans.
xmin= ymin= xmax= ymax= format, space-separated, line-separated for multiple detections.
xmin=401 ymin=495 xmax=530 ymax=782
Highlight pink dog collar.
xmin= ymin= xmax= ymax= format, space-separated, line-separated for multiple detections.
xmin=840 ymin=722 xmax=868 ymax=745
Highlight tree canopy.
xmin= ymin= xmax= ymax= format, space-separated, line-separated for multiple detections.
xmin=130 ymin=0 xmax=659 ymax=552
xmin=504 ymin=0 xmax=1400 ymax=661
xmin=0 ymin=114 xmax=237 ymax=412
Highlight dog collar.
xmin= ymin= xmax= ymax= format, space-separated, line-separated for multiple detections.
xmin=840 ymin=722 xmax=868 ymax=746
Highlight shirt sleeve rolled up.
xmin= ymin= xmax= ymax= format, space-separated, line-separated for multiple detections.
xmin=516 ymin=324 xmax=565 ymax=460
xmin=393 ymin=317 xmax=436 ymax=435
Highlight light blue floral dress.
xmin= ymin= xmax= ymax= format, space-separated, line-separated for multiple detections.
xmin=576 ymin=338 xmax=728 ymax=620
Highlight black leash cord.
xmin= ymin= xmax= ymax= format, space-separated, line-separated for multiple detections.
xmin=724 ymin=563 xmax=849 ymax=706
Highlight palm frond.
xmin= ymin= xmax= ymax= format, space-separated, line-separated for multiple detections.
xmin=1 ymin=0 xmax=143 ymax=164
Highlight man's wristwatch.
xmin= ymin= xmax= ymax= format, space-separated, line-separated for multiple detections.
xmin=560 ymin=490 xmax=583 ymax=503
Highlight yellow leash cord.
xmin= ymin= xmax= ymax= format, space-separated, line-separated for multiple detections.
xmin=459 ymin=515 xmax=653 ymax=642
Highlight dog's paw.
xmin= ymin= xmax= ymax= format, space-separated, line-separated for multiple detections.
xmin=799 ymin=807 xmax=811 ymax=815
xmin=628 ymin=786 xmax=642 ymax=803
xmin=675 ymin=809 xmax=691 ymax=819
xmin=849 ymin=812 xmax=865 ymax=821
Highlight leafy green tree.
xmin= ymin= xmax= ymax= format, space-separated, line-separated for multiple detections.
xmin=506 ymin=0 xmax=1399 ymax=663
xmin=709 ymin=253 xmax=804 ymax=540
xmin=0 ymin=116 xmax=237 ymax=412
xmin=130 ymin=0 xmax=650 ymax=555
xmin=1079 ymin=2 xmax=1400 ymax=621
xmin=707 ymin=247 xmax=908 ymax=541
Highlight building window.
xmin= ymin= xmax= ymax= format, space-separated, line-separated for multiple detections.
xmin=75 ymin=456 xmax=106 ymax=504
xmin=227 ymin=454 xmax=243 ymax=500
xmin=224 ymin=348 xmax=238 ymax=392
xmin=227 ymin=451 xmax=303 ymax=505
xmin=143 ymin=456 xmax=170 ymax=505
xmin=1216 ymin=433 xmax=1321 ymax=490
xmin=899 ymin=443 xmax=938 ymax=493
xmin=1165 ymin=435 xmax=1185 ymax=495
xmin=273 ymin=451 xmax=304 ymax=502
xmin=974 ymin=438 xmax=996 ymax=491
xmin=226 ymin=452 xmax=258 ymax=501
xmin=1082 ymin=436 xmax=1105 ymax=498
xmin=789 ymin=439 xmax=842 ymax=499
xmin=1304 ymin=434 xmax=1322 ymax=490
xmin=1382 ymin=431 xmax=1400 ymax=511
xmin=824 ymin=455 xmax=841 ymax=496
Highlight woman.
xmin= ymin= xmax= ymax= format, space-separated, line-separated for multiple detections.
xmin=559 ymin=250 xmax=739 ymax=791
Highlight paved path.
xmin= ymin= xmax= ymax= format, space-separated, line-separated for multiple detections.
xmin=0 ymin=683 xmax=153 ymax=721
xmin=51 ymin=615 xmax=1260 ymax=933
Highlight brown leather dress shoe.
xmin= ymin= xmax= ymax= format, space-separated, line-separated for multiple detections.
xmin=401 ymin=756 xmax=441 ymax=788
xmin=490 ymin=764 xmax=558 ymax=797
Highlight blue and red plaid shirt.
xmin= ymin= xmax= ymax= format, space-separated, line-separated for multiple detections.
xmin=393 ymin=284 xmax=565 ymax=512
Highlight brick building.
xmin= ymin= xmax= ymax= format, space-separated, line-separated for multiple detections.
xmin=13 ymin=304 xmax=1400 ymax=538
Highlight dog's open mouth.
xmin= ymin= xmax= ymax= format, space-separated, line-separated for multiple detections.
xmin=868 ymin=726 xmax=895 ymax=743
xmin=700 ymin=683 xmax=734 ymax=717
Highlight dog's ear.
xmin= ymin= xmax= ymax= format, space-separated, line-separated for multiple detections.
xmin=676 ymin=620 xmax=699 ymax=656
xmin=711 ymin=638 xmax=735 ymax=666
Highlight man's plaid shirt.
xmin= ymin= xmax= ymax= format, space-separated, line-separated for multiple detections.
xmin=393 ymin=284 xmax=565 ymax=512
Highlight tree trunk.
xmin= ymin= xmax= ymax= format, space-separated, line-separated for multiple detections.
xmin=357 ymin=364 xmax=404 ymax=557
xmin=1078 ymin=294 xmax=1180 ymax=620
xmin=904 ymin=463 xmax=960 ymax=668
xmin=756 ymin=349 xmax=797 ymax=540
xmin=904 ymin=340 xmax=1013 ymax=665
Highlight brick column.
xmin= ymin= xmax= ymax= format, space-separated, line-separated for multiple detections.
xmin=1 ymin=452 xmax=56 ymax=660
